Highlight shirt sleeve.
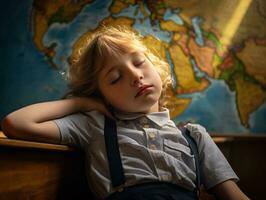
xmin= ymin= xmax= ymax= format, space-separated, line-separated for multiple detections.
xmin=185 ymin=123 xmax=239 ymax=190
xmin=53 ymin=112 xmax=93 ymax=148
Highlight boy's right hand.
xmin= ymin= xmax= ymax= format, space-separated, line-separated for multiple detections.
xmin=74 ymin=97 xmax=114 ymax=119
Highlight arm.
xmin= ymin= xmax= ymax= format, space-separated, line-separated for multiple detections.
xmin=185 ymin=124 xmax=249 ymax=199
xmin=210 ymin=180 xmax=250 ymax=200
xmin=1 ymin=98 xmax=111 ymax=144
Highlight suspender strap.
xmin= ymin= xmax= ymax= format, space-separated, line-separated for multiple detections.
xmin=180 ymin=127 xmax=201 ymax=192
xmin=104 ymin=117 xmax=200 ymax=192
xmin=104 ymin=116 xmax=125 ymax=187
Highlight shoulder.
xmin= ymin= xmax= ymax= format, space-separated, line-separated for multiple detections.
xmin=184 ymin=123 xmax=207 ymax=134
xmin=54 ymin=110 xmax=106 ymax=146
xmin=55 ymin=110 xmax=105 ymax=130
xmin=184 ymin=123 xmax=212 ymax=144
xmin=82 ymin=110 xmax=105 ymax=127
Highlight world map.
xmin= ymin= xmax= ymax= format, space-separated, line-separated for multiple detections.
xmin=1 ymin=0 xmax=266 ymax=134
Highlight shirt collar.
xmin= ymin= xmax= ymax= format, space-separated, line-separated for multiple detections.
xmin=113 ymin=107 xmax=170 ymax=127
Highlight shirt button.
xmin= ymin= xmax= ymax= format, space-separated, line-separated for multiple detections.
xmin=143 ymin=124 xmax=150 ymax=128
xmin=149 ymin=144 xmax=157 ymax=150
xmin=162 ymin=174 xmax=170 ymax=180
xmin=148 ymin=132 xmax=156 ymax=139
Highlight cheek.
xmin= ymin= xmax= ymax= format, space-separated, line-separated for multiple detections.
xmin=152 ymin=70 xmax=163 ymax=87
xmin=99 ymin=86 xmax=125 ymax=106
xmin=97 ymin=82 xmax=110 ymax=103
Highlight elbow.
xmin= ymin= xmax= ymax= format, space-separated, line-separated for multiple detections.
xmin=1 ymin=115 xmax=19 ymax=138
xmin=1 ymin=114 xmax=38 ymax=141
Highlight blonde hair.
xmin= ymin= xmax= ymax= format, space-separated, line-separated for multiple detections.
xmin=66 ymin=26 xmax=172 ymax=107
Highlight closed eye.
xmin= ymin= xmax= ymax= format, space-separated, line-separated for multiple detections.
xmin=110 ymin=76 xmax=121 ymax=84
xmin=134 ymin=60 xmax=145 ymax=67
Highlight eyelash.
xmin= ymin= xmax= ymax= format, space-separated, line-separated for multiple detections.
xmin=134 ymin=60 xmax=145 ymax=67
xmin=110 ymin=75 xmax=121 ymax=85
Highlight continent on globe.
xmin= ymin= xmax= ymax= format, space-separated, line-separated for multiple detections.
xmin=32 ymin=0 xmax=93 ymax=68
xmin=236 ymin=39 xmax=266 ymax=86
xmin=234 ymin=74 xmax=266 ymax=128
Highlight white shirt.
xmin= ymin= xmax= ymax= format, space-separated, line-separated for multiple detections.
xmin=54 ymin=108 xmax=238 ymax=199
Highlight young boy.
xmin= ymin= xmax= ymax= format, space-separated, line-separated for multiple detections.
xmin=1 ymin=26 xmax=249 ymax=200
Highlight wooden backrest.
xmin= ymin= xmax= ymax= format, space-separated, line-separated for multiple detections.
xmin=0 ymin=132 xmax=265 ymax=200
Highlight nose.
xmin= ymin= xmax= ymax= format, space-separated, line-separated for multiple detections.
xmin=128 ymin=66 xmax=143 ymax=86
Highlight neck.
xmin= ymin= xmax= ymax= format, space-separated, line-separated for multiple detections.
xmin=145 ymin=102 xmax=159 ymax=114
xmin=114 ymin=102 xmax=160 ymax=116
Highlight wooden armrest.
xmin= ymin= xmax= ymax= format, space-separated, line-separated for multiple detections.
xmin=0 ymin=131 xmax=74 ymax=152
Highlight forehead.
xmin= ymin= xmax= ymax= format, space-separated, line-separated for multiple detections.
xmin=98 ymin=50 xmax=144 ymax=71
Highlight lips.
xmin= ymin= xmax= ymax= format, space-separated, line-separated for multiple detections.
xmin=135 ymin=85 xmax=153 ymax=98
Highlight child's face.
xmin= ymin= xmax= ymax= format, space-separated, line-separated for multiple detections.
xmin=98 ymin=51 xmax=162 ymax=113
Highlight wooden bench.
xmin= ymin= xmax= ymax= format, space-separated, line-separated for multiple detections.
xmin=0 ymin=131 xmax=265 ymax=200
xmin=0 ymin=131 xmax=93 ymax=200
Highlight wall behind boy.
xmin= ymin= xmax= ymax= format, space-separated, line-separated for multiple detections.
xmin=1 ymin=0 xmax=265 ymax=134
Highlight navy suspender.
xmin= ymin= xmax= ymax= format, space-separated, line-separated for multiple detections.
xmin=180 ymin=127 xmax=201 ymax=193
xmin=104 ymin=116 xmax=201 ymax=192
xmin=104 ymin=116 xmax=125 ymax=187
